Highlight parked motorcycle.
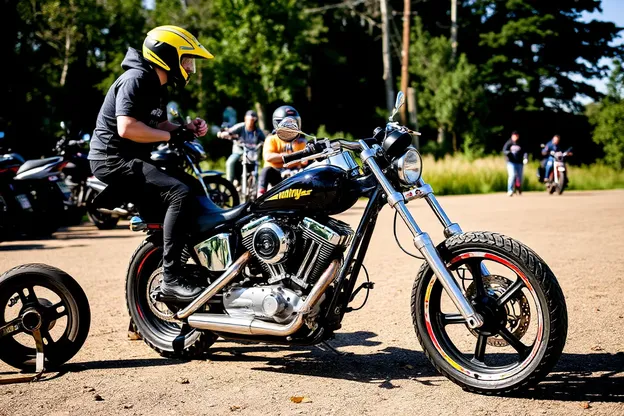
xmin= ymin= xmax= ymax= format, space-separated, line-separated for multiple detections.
xmin=540 ymin=145 xmax=572 ymax=195
xmin=85 ymin=109 xmax=239 ymax=230
xmin=124 ymin=92 xmax=567 ymax=395
xmin=54 ymin=121 xmax=93 ymax=225
xmin=0 ymin=137 xmax=69 ymax=239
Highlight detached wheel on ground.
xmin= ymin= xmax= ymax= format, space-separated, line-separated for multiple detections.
xmin=0 ymin=264 xmax=91 ymax=371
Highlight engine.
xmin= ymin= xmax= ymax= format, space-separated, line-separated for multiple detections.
xmin=222 ymin=216 xmax=353 ymax=324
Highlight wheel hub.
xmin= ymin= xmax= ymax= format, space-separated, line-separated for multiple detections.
xmin=466 ymin=275 xmax=530 ymax=347
xmin=21 ymin=308 xmax=42 ymax=332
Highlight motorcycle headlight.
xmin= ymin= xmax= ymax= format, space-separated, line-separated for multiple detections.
xmin=395 ymin=147 xmax=422 ymax=185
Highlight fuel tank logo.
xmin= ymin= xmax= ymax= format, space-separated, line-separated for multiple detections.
xmin=266 ymin=188 xmax=312 ymax=201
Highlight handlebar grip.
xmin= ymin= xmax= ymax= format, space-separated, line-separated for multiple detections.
xmin=282 ymin=147 xmax=314 ymax=164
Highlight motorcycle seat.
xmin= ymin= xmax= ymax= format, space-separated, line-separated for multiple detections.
xmin=195 ymin=197 xmax=250 ymax=234
xmin=16 ymin=156 xmax=63 ymax=175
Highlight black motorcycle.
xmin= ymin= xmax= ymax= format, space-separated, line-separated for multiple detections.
xmin=123 ymin=92 xmax=567 ymax=395
xmin=54 ymin=121 xmax=93 ymax=225
xmin=85 ymin=110 xmax=239 ymax=230
xmin=0 ymin=137 xmax=69 ymax=239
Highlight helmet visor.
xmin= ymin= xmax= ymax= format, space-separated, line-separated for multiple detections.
xmin=181 ymin=56 xmax=196 ymax=75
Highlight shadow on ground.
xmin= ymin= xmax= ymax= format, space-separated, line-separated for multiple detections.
xmin=2 ymin=331 xmax=621 ymax=402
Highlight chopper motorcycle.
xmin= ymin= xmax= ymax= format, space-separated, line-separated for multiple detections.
xmin=123 ymin=93 xmax=567 ymax=394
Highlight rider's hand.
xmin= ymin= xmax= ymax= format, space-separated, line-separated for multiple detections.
xmin=169 ymin=126 xmax=195 ymax=145
xmin=186 ymin=117 xmax=208 ymax=137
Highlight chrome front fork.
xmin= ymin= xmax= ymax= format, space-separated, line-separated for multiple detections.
xmin=359 ymin=141 xmax=484 ymax=329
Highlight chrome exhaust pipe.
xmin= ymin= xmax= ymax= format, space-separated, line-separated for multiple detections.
xmin=187 ymin=259 xmax=341 ymax=336
xmin=175 ymin=252 xmax=251 ymax=319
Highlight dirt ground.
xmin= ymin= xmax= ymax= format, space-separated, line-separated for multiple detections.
xmin=0 ymin=190 xmax=623 ymax=416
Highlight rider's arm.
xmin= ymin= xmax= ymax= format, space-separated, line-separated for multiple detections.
xmin=117 ymin=116 xmax=171 ymax=143
xmin=502 ymin=139 xmax=511 ymax=155
xmin=157 ymin=120 xmax=181 ymax=132
xmin=542 ymin=142 xmax=551 ymax=156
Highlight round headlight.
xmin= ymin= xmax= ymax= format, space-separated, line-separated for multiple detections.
xmin=395 ymin=148 xmax=422 ymax=185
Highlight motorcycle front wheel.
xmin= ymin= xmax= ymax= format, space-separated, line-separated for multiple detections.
xmin=557 ymin=172 xmax=566 ymax=195
xmin=411 ymin=231 xmax=567 ymax=394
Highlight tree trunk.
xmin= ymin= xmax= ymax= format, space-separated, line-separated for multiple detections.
xmin=437 ymin=125 xmax=445 ymax=146
xmin=400 ymin=0 xmax=411 ymax=125
xmin=380 ymin=0 xmax=394 ymax=113
xmin=451 ymin=0 xmax=458 ymax=64
xmin=60 ymin=28 xmax=71 ymax=87
xmin=255 ymin=102 xmax=266 ymax=132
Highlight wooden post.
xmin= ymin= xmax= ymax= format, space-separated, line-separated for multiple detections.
xmin=380 ymin=0 xmax=395 ymax=113
xmin=400 ymin=0 xmax=411 ymax=125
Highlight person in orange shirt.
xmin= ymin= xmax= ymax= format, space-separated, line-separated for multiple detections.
xmin=258 ymin=106 xmax=307 ymax=197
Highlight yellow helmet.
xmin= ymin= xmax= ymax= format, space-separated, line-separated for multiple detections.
xmin=142 ymin=25 xmax=214 ymax=89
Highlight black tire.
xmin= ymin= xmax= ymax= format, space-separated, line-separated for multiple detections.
xmin=85 ymin=188 xmax=119 ymax=230
xmin=557 ymin=172 xmax=566 ymax=195
xmin=411 ymin=232 xmax=567 ymax=395
xmin=125 ymin=239 xmax=216 ymax=359
xmin=202 ymin=176 xmax=240 ymax=208
xmin=0 ymin=263 xmax=91 ymax=370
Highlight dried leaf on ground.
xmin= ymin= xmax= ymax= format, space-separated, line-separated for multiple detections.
xmin=290 ymin=396 xmax=312 ymax=403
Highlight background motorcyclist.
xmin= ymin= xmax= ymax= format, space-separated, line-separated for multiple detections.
xmin=87 ymin=25 xmax=212 ymax=302
xmin=217 ymin=110 xmax=265 ymax=184
xmin=502 ymin=131 xmax=525 ymax=196
xmin=541 ymin=135 xmax=572 ymax=182
xmin=257 ymin=106 xmax=306 ymax=197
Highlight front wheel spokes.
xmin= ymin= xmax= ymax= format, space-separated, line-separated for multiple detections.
xmin=0 ymin=318 xmax=24 ymax=338
xmin=498 ymin=327 xmax=530 ymax=358
xmin=472 ymin=334 xmax=488 ymax=364
xmin=465 ymin=259 xmax=486 ymax=297
xmin=496 ymin=278 xmax=525 ymax=307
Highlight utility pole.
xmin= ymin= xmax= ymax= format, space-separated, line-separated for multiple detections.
xmin=380 ymin=0 xmax=395 ymax=113
xmin=451 ymin=0 xmax=458 ymax=63
xmin=400 ymin=0 xmax=411 ymax=125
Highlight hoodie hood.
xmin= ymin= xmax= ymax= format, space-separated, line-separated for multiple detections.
xmin=121 ymin=47 xmax=154 ymax=73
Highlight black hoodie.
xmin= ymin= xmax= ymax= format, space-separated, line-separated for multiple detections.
xmin=88 ymin=48 xmax=168 ymax=161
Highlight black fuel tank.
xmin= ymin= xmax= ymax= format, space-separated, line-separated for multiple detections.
xmin=253 ymin=165 xmax=361 ymax=215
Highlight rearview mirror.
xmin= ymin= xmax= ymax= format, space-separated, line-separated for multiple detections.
xmin=275 ymin=117 xmax=301 ymax=142
xmin=389 ymin=91 xmax=405 ymax=121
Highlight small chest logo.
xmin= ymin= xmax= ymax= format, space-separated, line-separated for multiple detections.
xmin=266 ymin=188 xmax=312 ymax=201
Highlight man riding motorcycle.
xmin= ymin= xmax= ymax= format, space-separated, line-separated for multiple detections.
xmin=217 ymin=110 xmax=265 ymax=184
xmin=88 ymin=25 xmax=212 ymax=301
xmin=541 ymin=135 xmax=572 ymax=183
xmin=257 ymin=106 xmax=307 ymax=197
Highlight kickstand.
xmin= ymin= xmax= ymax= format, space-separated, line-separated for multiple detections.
xmin=0 ymin=328 xmax=45 ymax=385
xmin=316 ymin=341 xmax=353 ymax=356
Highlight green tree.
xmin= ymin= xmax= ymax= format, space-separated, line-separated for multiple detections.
xmin=589 ymin=61 xmax=624 ymax=169
xmin=463 ymin=0 xmax=624 ymax=112
xmin=205 ymin=0 xmax=325 ymax=129
xmin=409 ymin=18 xmax=485 ymax=152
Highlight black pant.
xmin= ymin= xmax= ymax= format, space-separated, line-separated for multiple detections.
xmin=91 ymin=158 xmax=191 ymax=279
xmin=258 ymin=167 xmax=283 ymax=192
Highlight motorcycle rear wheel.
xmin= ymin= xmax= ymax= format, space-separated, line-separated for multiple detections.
xmin=125 ymin=240 xmax=216 ymax=358
xmin=411 ymin=232 xmax=567 ymax=394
